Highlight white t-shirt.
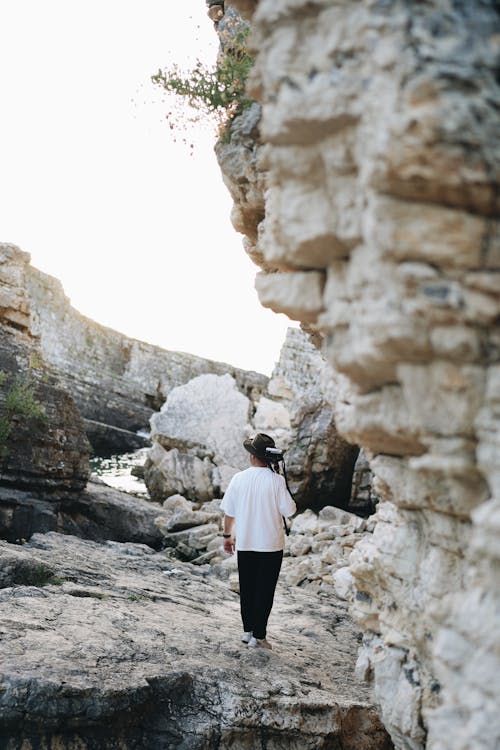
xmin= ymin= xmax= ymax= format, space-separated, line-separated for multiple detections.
xmin=220 ymin=466 xmax=296 ymax=551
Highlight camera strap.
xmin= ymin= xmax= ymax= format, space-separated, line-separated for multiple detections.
xmin=267 ymin=453 xmax=294 ymax=537
xmin=281 ymin=460 xmax=293 ymax=536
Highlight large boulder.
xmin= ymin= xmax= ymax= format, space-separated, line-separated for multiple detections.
xmin=150 ymin=372 xmax=251 ymax=470
xmin=266 ymin=328 xmax=360 ymax=511
xmin=145 ymin=373 xmax=252 ymax=501
xmin=144 ymin=443 xmax=216 ymax=502
xmin=0 ymin=477 xmax=167 ymax=549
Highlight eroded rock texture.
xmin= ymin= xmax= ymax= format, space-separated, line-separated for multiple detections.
xmin=0 ymin=532 xmax=392 ymax=749
xmin=266 ymin=327 xmax=360 ymax=510
xmin=0 ymin=245 xmax=90 ymax=501
xmin=217 ymin=1 xmax=500 ymax=748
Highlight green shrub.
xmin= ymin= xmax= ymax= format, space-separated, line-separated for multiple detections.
xmin=152 ymin=21 xmax=254 ymax=139
xmin=0 ymin=370 xmax=47 ymax=456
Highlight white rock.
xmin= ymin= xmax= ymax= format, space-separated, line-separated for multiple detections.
xmin=333 ymin=567 xmax=355 ymax=601
xmin=320 ymin=542 xmax=347 ymax=566
xmin=318 ymin=506 xmax=356 ymax=526
xmin=147 ymin=444 xmax=214 ymax=502
xmin=291 ymin=510 xmax=322 ymax=535
xmin=150 ymin=373 xmax=251 ymax=470
xmin=254 ymin=396 xmax=291 ymax=431
xmin=162 ymin=494 xmax=192 ymax=513
xmin=286 ymin=534 xmax=313 ymax=557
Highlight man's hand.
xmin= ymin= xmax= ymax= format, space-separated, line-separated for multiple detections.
xmin=223 ymin=536 xmax=235 ymax=554
xmin=222 ymin=514 xmax=235 ymax=554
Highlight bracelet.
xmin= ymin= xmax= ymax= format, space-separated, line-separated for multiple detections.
xmin=222 ymin=533 xmax=231 ymax=539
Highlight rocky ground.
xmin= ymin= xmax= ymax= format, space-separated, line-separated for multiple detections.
xmin=0 ymin=530 xmax=392 ymax=749
xmin=152 ymin=491 xmax=372 ymax=600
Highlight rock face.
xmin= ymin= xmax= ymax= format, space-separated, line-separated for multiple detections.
xmin=215 ymin=2 xmax=500 ymax=748
xmin=0 ymin=478 xmax=166 ymax=548
xmin=145 ymin=327 xmax=361 ymax=511
xmin=0 ymin=531 xmax=392 ymax=749
xmin=26 ymin=264 xmax=268 ymax=455
xmin=266 ymin=327 xmax=360 ymax=510
xmin=0 ymin=245 xmax=169 ymax=548
xmin=215 ymin=102 xmax=267 ymax=268
xmin=0 ymin=244 xmax=90 ymax=497
xmin=349 ymin=450 xmax=379 ymax=516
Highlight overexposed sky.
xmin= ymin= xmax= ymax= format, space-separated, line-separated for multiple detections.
xmin=0 ymin=0 xmax=293 ymax=375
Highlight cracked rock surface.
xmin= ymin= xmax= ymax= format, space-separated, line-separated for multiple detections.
xmin=217 ymin=1 xmax=500 ymax=747
xmin=0 ymin=532 xmax=391 ymax=749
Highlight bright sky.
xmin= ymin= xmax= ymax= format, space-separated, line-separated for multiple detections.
xmin=0 ymin=0 xmax=293 ymax=376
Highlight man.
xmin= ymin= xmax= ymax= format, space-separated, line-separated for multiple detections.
xmin=220 ymin=433 xmax=296 ymax=650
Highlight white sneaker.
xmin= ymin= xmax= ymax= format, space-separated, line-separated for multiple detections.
xmin=248 ymin=637 xmax=272 ymax=650
xmin=241 ymin=631 xmax=253 ymax=644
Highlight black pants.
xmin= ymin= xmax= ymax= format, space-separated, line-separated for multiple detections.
xmin=237 ymin=550 xmax=283 ymax=640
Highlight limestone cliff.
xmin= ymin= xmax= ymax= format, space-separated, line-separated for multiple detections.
xmin=26 ymin=261 xmax=268 ymax=455
xmin=214 ymin=2 xmax=500 ymax=749
xmin=0 ymin=244 xmax=90 ymax=498
xmin=1 ymin=244 xmax=269 ymax=543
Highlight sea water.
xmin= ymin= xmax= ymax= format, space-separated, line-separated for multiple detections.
xmin=90 ymin=448 xmax=149 ymax=497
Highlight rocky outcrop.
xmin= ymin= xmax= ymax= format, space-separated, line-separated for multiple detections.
xmin=145 ymin=327 xmax=361 ymax=511
xmin=26 ymin=264 xmax=268 ymax=455
xmin=0 ymin=244 xmax=90 ymax=496
xmin=349 ymin=450 xmax=379 ymax=516
xmin=215 ymin=101 xmax=267 ymax=268
xmin=215 ymin=2 xmax=500 ymax=748
xmin=0 ymin=245 xmax=32 ymax=334
xmin=0 ymin=531 xmax=392 ymax=749
xmin=0 ymin=245 xmax=172 ymax=546
xmin=0 ymin=478 xmax=166 ymax=548
xmin=266 ymin=327 xmax=360 ymax=510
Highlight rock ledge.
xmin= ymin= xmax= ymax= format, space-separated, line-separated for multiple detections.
xmin=0 ymin=532 xmax=392 ymax=749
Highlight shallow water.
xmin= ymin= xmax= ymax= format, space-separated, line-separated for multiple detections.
xmin=90 ymin=448 xmax=149 ymax=497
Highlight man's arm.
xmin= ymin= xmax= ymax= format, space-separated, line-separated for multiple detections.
xmin=223 ymin=514 xmax=235 ymax=554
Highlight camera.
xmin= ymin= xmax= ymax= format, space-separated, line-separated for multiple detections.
xmin=265 ymin=447 xmax=284 ymax=462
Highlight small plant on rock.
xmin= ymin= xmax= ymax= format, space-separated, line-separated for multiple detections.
xmin=152 ymin=18 xmax=254 ymax=142
xmin=0 ymin=370 xmax=47 ymax=458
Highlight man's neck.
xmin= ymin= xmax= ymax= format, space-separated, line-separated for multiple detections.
xmin=250 ymin=456 xmax=267 ymax=468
